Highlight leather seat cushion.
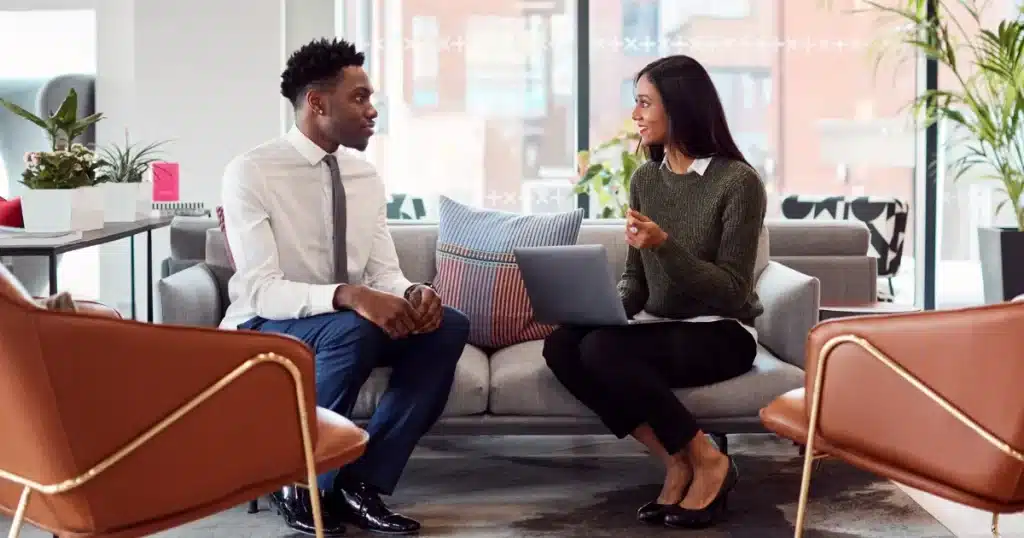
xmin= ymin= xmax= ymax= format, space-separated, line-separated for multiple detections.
xmin=760 ymin=389 xmax=1024 ymax=514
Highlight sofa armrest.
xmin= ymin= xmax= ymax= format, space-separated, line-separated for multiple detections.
xmin=13 ymin=311 xmax=319 ymax=528
xmin=805 ymin=302 xmax=1024 ymax=503
xmin=158 ymin=262 xmax=230 ymax=327
xmin=755 ymin=261 xmax=820 ymax=369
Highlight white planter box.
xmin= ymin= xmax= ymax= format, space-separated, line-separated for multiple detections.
xmin=102 ymin=182 xmax=152 ymax=222
xmin=21 ymin=186 xmax=105 ymax=233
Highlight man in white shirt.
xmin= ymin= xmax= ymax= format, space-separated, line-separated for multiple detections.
xmin=220 ymin=38 xmax=469 ymax=537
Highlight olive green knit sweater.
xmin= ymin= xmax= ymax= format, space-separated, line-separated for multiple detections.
xmin=617 ymin=157 xmax=768 ymax=324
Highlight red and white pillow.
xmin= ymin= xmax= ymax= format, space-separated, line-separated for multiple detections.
xmin=0 ymin=195 xmax=24 ymax=228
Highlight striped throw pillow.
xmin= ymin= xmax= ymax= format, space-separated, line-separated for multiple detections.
xmin=433 ymin=196 xmax=584 ymax=349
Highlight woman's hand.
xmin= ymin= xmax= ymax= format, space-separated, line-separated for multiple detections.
xmin=626 ymin=208 xmax=668 ymax=249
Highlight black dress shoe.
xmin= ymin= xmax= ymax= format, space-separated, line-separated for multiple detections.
xmin=268 ymin=486 xmax=347 ymax=536
xmin=663 ymin=458 xmax=739 ymax=529
xmin=328 ymin=482 xmax=420 ymax=535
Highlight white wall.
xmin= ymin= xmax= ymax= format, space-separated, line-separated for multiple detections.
xmin=96 ymin=0 xmax=285 ymax=317
xmin=0 ymin=0 xmax=93 ymax=9
xmin=282 ymin=0 xmax=336 ymax=131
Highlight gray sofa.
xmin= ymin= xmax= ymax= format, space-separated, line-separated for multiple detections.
xmin=158 ymin=217 xmax=871 ymax=442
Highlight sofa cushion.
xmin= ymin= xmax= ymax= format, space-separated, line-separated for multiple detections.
xmin=432 ymin=196 xmax=584 ymax=348
xmin=215 ymin=205 xmax=236 ymax=269
xmin=351 ymin=344 xmax=489 ymax=418
xmin=205 ymin=228 xmax=233 ymax=269
xmin=390 ymin=224 xmax=439 ymax=284
xmin=488 ymin=339 xmax=803 ymax=419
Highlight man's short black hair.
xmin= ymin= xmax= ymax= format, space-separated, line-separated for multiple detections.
xmin=280 ymin=38 xmax=365 ymax=107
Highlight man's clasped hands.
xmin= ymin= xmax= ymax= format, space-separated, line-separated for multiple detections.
xmin=330 ymin=208 xmax=667 ymax=341
xmin=333 ymin=282 xmax=444 ymax=339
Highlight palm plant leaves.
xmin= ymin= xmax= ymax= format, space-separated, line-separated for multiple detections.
xmin=0 ymin=88 xmax=104 ymax=150
xmin=822 ymin=0 xmax=1024 ymax=230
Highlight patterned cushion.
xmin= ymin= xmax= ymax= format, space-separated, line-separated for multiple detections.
xmin=215 ymin=205 xmax=236 ymax=269
xmin=433 ymin=196 xmax=584 ymax=349
xmin=780 ymin=194 xmax=908 ymax=277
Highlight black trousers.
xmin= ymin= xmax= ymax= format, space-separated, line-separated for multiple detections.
xmin=543 ymin=319 xmax=757 ymax=455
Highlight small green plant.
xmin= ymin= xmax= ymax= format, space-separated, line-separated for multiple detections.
xmin=573 ymin=126 xmax=647 ymax=218
xmin=21 ymin=144 xmax=103 ymax=189
xmin=0 ymin=88 xmax=103 ymax=151
xmin=96 ymin=131 xmax=167 ymax=184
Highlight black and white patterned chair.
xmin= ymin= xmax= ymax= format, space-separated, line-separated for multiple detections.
xmin=387 ymin=193 xmax=427 ymax=220
xmin=781 ymin=194 xmax=909 ymax=301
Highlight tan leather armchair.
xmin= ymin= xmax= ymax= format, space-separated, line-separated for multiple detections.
xmin=760 ymin=300 xmax=1024 ymax=537
xmin=0 ymin=265 xmax=369 ymax=538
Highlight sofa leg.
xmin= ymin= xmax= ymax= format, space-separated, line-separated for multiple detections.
xmin=247 ymin=499 xmax=259 ymax=514
xmin=709 ymin=433 xmax=728 ymax=455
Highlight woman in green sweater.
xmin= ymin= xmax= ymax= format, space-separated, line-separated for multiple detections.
xmin=543 ymin=54 xmax=767 ymax=530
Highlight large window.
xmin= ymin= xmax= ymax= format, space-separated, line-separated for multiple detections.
xmin=0 ymin=8 xmax=97 ymax=300
xmin=329 ymin=0 xmax=1024 ymax=308
xmin=933 ymin=1 xmax=1022 ymax=308
xmin=591 ymin=0 xmax=919 ymax=303
xmin=343 ymin=0 xmax=577 ymax=218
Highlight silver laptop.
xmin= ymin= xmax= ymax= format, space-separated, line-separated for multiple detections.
xmin=513 ymin=244 xmax=676 ymax=327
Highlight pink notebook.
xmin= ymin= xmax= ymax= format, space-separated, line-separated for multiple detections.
xmin=151 ymin=162 xmax=180 ymax=202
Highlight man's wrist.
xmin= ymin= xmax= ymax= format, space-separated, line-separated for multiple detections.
xmin=403 ymin=282 xmax=433 ymax=300
xmin=333 ymin=283 xmax=364 ymax=310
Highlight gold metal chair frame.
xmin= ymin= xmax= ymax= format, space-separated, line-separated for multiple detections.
xmin=0 ymin=352 xmax=332 ymax=538
xmin=795 ymin=334 xmax=1024 ymax=538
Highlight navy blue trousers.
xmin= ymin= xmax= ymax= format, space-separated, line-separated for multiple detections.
xmin=240 ymin=306 xmax=469 ymax=495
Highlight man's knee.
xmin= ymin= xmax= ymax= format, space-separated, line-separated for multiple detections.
xmin=438 ymin=306 xmax=470 ymax=339
xmin=317 ymin=311 xmax=387 ymax=355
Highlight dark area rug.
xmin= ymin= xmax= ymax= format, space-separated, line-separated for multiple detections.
xmin=1 ymin=435 xmax=951 ymax=537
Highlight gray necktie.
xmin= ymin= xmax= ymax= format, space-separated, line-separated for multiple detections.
xmin=323 ymin=154 xmax=348 ymax=283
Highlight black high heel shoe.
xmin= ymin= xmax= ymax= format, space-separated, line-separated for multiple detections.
xmin=663 ymin=457 xmax=739 ymax=529
xmin=637 ymin=477 xmax=693 ymax=524
xmin=637 ymin=501 xmax=673 ymax=524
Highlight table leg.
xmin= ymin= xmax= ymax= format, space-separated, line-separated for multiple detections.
xmin=48 ymin=254 xmax=58 ymax=295
xmin=130 ymin=236 xmax=137 ymax=321
xmin=147 ymin=230 xmax=153 ymax=323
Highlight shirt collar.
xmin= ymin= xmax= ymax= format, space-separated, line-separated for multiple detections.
xmin=661 ymin=156 xmax=712 ymax=176
xmin=286 ymin=125 xmax=331 ymax=166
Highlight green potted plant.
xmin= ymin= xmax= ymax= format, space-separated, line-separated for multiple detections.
xmin=851 ymin=0 xmax=1024 ymax=302
xmin=0 ymin=88 xmax=105 ymax=232
xmin=574 ymin=122 xmax=646 ymax=218
xmin=95 ymin=130 xmax=167 ymax=222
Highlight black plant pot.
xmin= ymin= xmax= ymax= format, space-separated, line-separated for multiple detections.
xmin=978 ymin=226 xmax=1024 ymax=303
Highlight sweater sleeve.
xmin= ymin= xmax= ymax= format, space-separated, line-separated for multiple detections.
xmin=617 ymin=170 xmax=648 ymax=317
xmin=649 ymin=171 xmax=767 ymax=312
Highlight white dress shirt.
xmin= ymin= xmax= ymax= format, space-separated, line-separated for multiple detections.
xmin=218 ymin=127 xmax=413 ymax=329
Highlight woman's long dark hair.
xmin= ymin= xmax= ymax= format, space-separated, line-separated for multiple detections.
xmin=635 ymin=55 xmax=750 ymax=167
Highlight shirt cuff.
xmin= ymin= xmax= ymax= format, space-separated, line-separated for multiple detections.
xmin=310 ymin=284 xmax=341 ymax=315
xmin=378 ymin=276 xmax=413 ymax=298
